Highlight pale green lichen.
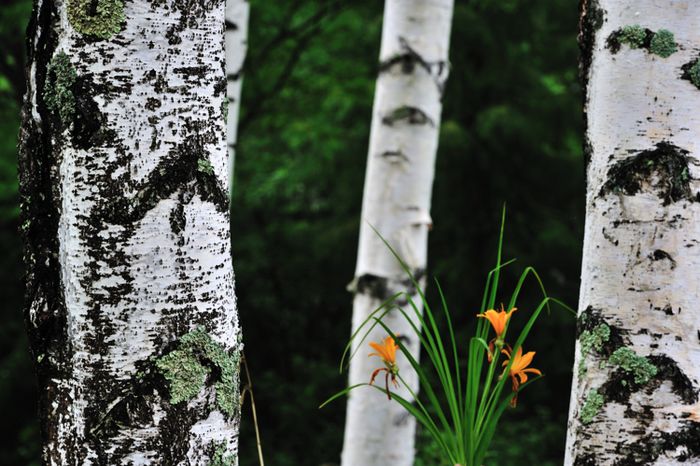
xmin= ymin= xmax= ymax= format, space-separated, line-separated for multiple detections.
xmin=44 ymin=52 xmax=77 ymax=122
xmin=156 ymin=349 xmax=210 ymax=404
xmin=580 ymin=389 xmax=604 ymax=425
xmin=650 ymin=29 xmax=677 ymax=58
xmin=580 ymin=323 xmax=610 ymax=357
xmin=689 ymin=61 xmax=700 ymax=89
xmin=156 ymin=328 xmax=240 ymax=417
xmin=222 ymin=98 xmax=229 ymax=123
xmin=68 ymin=0 xmax=124 ymax=39
xmin=609 ymin=347 xmax=657 ymax=385
xmin=619 ymin=25 xmax=646 ymax=48
xmin=578 ymin=323 xmax=610 ymax=378
xmin=210 ymin=442 xmax=236 ymax=466
xmin=578 ymin=360 xmax=588 ymax=379
xmin=197 ymin=159 xmax=215 ymax=175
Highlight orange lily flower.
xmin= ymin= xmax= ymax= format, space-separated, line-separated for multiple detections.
xmin=501 ymin=346 xmax=542 ymax=407
xmin=368 ymin=336 xmax=400 ymax=399
xmin=477 ymin=304 xmax=516 ymax=360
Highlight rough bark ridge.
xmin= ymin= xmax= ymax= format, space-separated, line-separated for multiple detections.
xmin=224 ymin=0 xmax=248 ymax=193
xmin=341 ymin=1 xmax=454 ymax=465
xmin=566 ymin=1 xmax=700 ymax=465
xmin=18 ymin=1 xmax=241 ymax=464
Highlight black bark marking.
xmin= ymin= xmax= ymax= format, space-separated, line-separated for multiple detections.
xmin=145 ymin=97 xmax=161 ymax=111
xmin=574 ymin=453 xmax=599 ymax=466
xmin=613 ymin=423 xmax=700 ymax=465
xmin=355 ymin=274 xmax=389 ymax=300
xmin=600 ymin=142 xmax=696 ymax=205
xmin=380 ymin=150 xmax=409 ymax=163
xmin=382 ymin=106 xmax=435 ymax=127
xmin=599 ymin=354 xmax=697 ymax=405
xmin=647 ymin=355 xmax=698 ymax=404
xmin=599 ymin=367 xmax=642 ymax=404
xmin=174 ymin=65 xmax=208 ymax=80
xmin=649 ymin=249 xmax=676 ymax=269
xmin=71 ymin=76 xmax=117 ymax=149
xmin=354 ymin=268 xmax=427 ymax=301
xmin=379 ymin=37 xmax=448 ymax=94
xmin=100 ymin=124 xmax=228 ymax=227
xmin=225 ymin=19 xmax=238 ymax=31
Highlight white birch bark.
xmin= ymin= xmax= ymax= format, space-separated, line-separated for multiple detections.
xmin=225 ymin=0 xmax=248 ymax=193
xmin=341 ymin=1 xmax=454 ymax=465
xmin=18 ymin=1 xmax=241 ymax=464
xmin=566 ymin=1 xmax=700 ymax=464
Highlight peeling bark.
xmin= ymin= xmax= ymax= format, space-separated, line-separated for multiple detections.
xmin=566 ymin=2 xmax=700 ymax=464
xmin=18 ymin=1 xmax=241 ymax=464
xmin=340 ymin=1 xmax=454 ymax=465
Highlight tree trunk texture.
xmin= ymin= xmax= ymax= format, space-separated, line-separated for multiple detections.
xmin=341 ymin=1 xmax=454 ymax=465
xmin=18 ymin=1 xmax=241 ymax=464
xmin=224 ymin=0 xmax=248 ymax=193
xmin=566 ymin=1 xmax=700 ymax=465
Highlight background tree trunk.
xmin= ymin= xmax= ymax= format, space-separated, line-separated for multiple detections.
xmin=18 ymin=1 xmax=241 ymax=464
xmin=565 ymin=1 xmax=700 ymax=464
xmin=225 ymin=0 xmax=248 ymax=193
xmin=341 ymin=1 xmax=454 ymax=465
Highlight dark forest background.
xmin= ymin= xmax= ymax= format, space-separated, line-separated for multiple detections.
xmin=0 ymin=1 xmax=583 ymax=465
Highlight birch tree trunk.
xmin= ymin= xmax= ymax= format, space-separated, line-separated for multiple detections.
xmin=341 ymin=1 xmax=453 ymax=465
xmin=566 ymin=1 xmax=700 ymax=464
xmin=225 ymin=0 xmax=248 ymax=193
xmin=18 ymin=1 xmax=241 ymax=464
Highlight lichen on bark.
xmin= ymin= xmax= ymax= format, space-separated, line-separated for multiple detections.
xmin=608 ymin=347 xmax=657 ymax=385
xmin=580 ymin=389 xmax=604 ymax=425
xmin=44 ymin=52 xmax=77 ymax=122
xmin=680 ymin=58 xmax=700 ymax=90
xmin=68 ymin=0 xmax=124 ymax=39
xmin=606 ymin=26 xmax=677 ymax=57
xmin=580 ymin=323 xmax=610 ymax=357
xmin=649 ymin=29 xmax=677 ymax=58
xmin=156 ymin=328 xmax=241 ymax=418
xmin=211 ymin=441 xmax=236 ymax=466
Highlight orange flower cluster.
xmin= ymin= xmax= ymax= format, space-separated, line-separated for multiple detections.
xmin=478 ymin=305 xmax=541 ymax=407
xmin=367 ymin=304 xmax=541 ymax=407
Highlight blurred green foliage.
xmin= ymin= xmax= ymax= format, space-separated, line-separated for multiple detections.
xmin=0 ymin=0 xmax=582 ymax=465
